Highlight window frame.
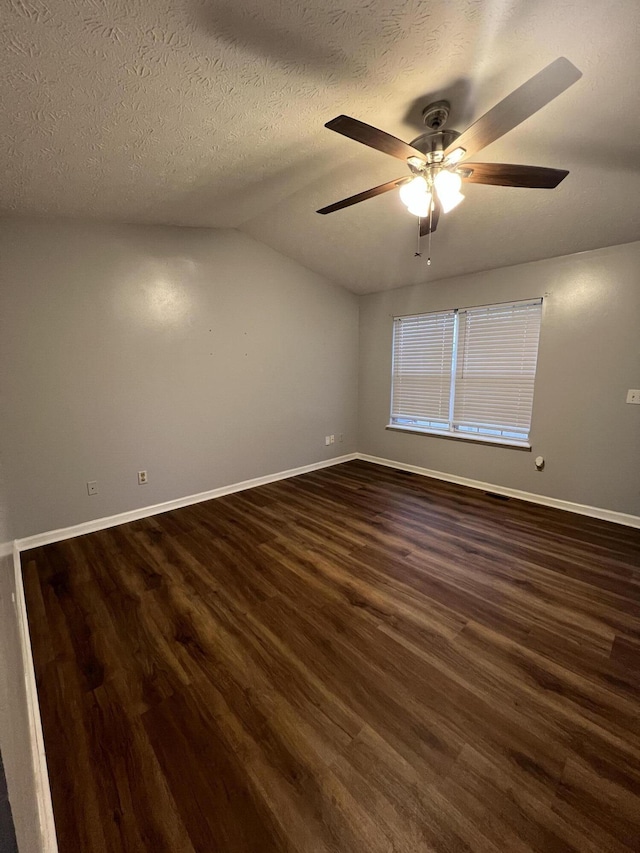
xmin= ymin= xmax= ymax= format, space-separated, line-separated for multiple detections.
xmin=387 ymin=298 xmax=543 ymax=450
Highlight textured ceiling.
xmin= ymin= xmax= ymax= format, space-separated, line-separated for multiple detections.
xmin=1 ymin=0 xmax=639 ymax=293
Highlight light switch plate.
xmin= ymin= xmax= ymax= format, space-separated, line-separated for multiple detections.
xmin=626 ymin=389 xmax=640 ymax=404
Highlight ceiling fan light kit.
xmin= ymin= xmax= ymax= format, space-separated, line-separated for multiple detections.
xmin=317 ymin=57 xmax=582 ymax=255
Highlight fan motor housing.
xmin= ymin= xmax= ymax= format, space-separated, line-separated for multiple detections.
xmin=409 ymin=129 xmax=461 ymax=164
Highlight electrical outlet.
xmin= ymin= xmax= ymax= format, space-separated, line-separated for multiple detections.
xmin=626 ymin=389 xmax=640 ymax=404
xmin=338 ymin=433 xmax=344 ymax=443
xmin=325 ymin=436 xmax=331 ymax=446
xmin=330 ymin=434 xmax=335 ymax=444
xmin=87 ymin=481 xmax=98 ymax=496
xmin=138 ymin=470 xmax=148 ymax=485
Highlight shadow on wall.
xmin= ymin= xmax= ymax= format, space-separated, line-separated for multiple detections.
xmin=0 ymin=474 xmax=13 ymax=549
xmin=0 ymin=549 xmax=40 ymax=853
xmin=164 ymin=142 xmax=362 ymax=228
xmin=0 ymin=754 xmax=18 ymax=853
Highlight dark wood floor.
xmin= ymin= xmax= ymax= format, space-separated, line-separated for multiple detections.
xmin=22 ymin=460 xmax=640 ymax=852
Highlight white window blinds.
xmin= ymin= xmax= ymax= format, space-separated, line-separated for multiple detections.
xmin=453 ymin=300 xmax=542 ymax=438
xmin=391 ymin=311 xmax=455 ymax=429
xmin=390 ymin=298 xmax=542 ymax=444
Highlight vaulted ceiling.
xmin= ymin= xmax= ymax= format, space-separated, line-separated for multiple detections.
xmin=2 ymin=0 xmax=639 ymax=293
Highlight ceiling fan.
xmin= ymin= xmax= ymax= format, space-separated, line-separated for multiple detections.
xmin=317 ymin=57 xmax=582 ymax=238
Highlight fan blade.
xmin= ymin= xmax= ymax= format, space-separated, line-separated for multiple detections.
xmin=325 ymin=115 xmax=426 ymax=163
xmin=444 ymin=57 xmax=582 ymax=161
xmin=461 ymin=163 xmax=569 ymax=188
xmin=420 ymin=199 xmax=441 ymax=236
xmin=317 ymin=177 xmax=410 ymax=215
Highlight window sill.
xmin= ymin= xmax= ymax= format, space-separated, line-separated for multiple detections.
xmin=385 ymin=424 xmax=531 ymax=450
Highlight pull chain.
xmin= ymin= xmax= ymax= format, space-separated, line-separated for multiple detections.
xmin=414 ymin=204 xmax=433 ymax=265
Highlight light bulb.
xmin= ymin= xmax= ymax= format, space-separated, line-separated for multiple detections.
xmin=438 ymin=190 xmax=465 ymax=213
xmin=434 ymin=169 xmax=464 ymax=213
xmin=434 ymin=170 xmax=462 ymax=195
xmin=399 ymin=176 xmax=428 ymax=209
xmin=407 ymin=193 xmax=432 ymax=218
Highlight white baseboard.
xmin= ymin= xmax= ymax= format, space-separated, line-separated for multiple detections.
xmin=15 ymin=453 xmax=359 ymax=552
xmin=12 ymin=544 xmax=58 ymax=853
xmin=14 ymin=447 xmax=639 ymax=551
xmin=356 ymin=453 xmax=640 ymax=529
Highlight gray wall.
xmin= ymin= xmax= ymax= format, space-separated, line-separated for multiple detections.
xmin=359 ymin=241 xmax=640 ymax=516
xmin=0 ymin=220 xmax=359 ymax=540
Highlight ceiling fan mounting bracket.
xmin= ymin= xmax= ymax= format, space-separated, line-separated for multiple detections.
xmin=422 ymin=100 xmax=451 ymax=130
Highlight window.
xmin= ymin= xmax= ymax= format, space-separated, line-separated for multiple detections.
xmin=389 ymin=298 xmax=542 ymax=447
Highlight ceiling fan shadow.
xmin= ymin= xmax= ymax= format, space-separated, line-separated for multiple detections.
xmin=191 ymin=0 xmax=356 ymax=73
xmin=157 ymin=141 xmax=357 ymax=228
xmin=564 ymin=141 xmax=637 ymax=174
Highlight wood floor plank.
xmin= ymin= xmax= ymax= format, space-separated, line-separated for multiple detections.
xmin=22 ymin=460 xmax=640 ymax=852
xmin=142 ymin=686 xmax=284 ymax=853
